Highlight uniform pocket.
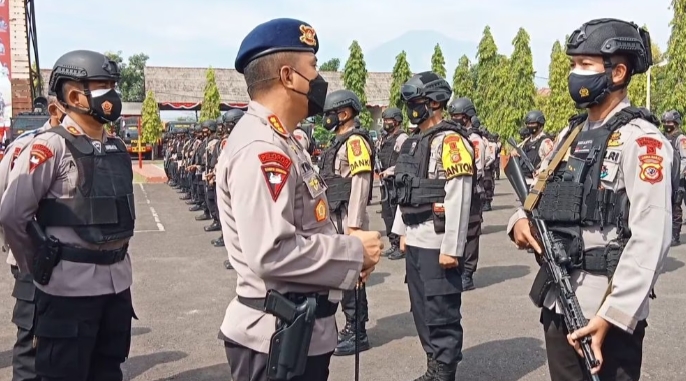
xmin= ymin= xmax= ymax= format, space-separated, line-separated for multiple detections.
xmin=34 ymin=318 xmax=79 ymax=378
xmin=423 ymin=271 xmax=463 ymax=326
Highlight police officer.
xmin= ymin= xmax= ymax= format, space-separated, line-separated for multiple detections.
xmin=0 ymin=95 xmax=63 ymax=381
xmin=493 ymin=133 xmax=502 ymax=180
xmin=184 ymin=124 xmax=204 ymax=204
xmin=377 ymin=107 xmax=409 ymax=260
xmin=213 ymin=109 xmax=245 ymax=254
xmin=519 ymin=110 xmax=554 ymax=182
xmin=448 ymin=97 xmax=485 ymax=291
xmin=661 ymin=110 xmax=686 ymax=245
xmin=509 ymin=19 xmax=669 ymax=381
xmin=191 ymin=121 xmax=213 ymax=220
xmin=0 ymin=50 xmax=136 ymax=381
xmin=483 ymin=131 xmax=498 ymax=211
xmin=318 ymin=89 xmax=375 ymax=356
xmin=392 ymin=72 xmax=475 ymax=380
xmin=216 ymin=18 xmax=382 ymax=381
xmin=201 ymin=119 xmax=220 ymax=229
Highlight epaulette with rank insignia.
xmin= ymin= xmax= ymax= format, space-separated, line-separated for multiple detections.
xmin=267 ymin=115 xmax=289 ymax=138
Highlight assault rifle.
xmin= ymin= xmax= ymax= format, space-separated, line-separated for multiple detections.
xmin=506 ymin=137 xmax=537 ymax=175
xmin=504 ymin=157 xmax=601 ymax=381
xmin=373 ymin=155 xmax=388 ymax=204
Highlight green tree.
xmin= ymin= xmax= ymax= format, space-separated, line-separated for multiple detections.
xmin=504 ymin=28 xmax=537 ymax=138
xmin=452 ymin=55 xmax=475 ymax=100
xmin=474 ymin=26 xmax=500 ymax=129
xmin=491 ymin=54 xmax=516 ymax=137
xmin=342 ymin=41 xmax=372 ymax=128
xmin=628 ymin=40 xmax=665 ymax=109
xmin=319 ymin=58 xmax=340 ymax=71
xmin=431 ymin=44 xmax=447 ymax=78
xmin=141 ymin=90 xmax=163 ymax=146
xmin=389 ymin=51 xmax=413 ymax=127
xmin=104 ymin=51 xmax=149 ymax=102
xmin=534 ymin=92 xmax=548 ymax=112
xmin=313 ymin=126 xmax=334 ymax=144
xmin=543 ymin=40 xmax=577 ymax=133
xmin=199 ymin=67 xmax=221 ymax=122
xmin=661 ymin=0 xmax=686 ymax=113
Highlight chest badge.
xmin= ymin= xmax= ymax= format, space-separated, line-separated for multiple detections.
xmin=608 ymin=131 xmax=622 ymax=147
xmin=315 ymin=199 xmax=327 ymax=222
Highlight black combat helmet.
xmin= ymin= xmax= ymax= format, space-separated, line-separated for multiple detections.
xmin=401 ymin=72 xmax=451 ymax=104
xmin=194 ymin=123 xmax=203 ymax=133
xmin=201 ymin=119 xmax=217 ymax=133
xmin=448 ymin=98 xmax=477 ymax=118
xmin=471 ymin=115 xmax=481 ymax=128
xmin=323 ymin=90 xmax=363 ymax=114
xmin=524 ymin=110 xmax=546 ymax=126
xmin=381 ymin=107 xmax=403 ymax=123
xmin=223 ymin=109 xmax=245 ymax=126
xmin=662 ymin=110 xmax=682 ymax=126
xmin=216 ymin=116 xmax=224 ymax=126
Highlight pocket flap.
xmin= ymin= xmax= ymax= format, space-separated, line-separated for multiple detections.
xmin=424 ymin=276 xmax=461 ymax=297
xmin=35 ymin=318 xmax=78 ymax=339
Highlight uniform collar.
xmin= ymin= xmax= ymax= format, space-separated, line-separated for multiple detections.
xmin=248 ymin=101 xmax=290 ymax=139
xmin=61 ymin=115 xmax=108 ymax=141
xmin=587 ymin=97 xmax=632 ymax=130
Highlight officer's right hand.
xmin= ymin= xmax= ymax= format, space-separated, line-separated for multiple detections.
xmin=350 ymin=230 xmax=383 ymax=273
xmin=512 ymin=219 xmax=542 ymax=254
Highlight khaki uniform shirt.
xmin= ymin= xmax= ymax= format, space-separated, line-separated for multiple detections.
xmin=486 ymin=140 xmax=498 ymax=167
xmin=507 ymin=98 xmax=672 ymax=333
xmin=469 ymin=132 xmax=486 ymax=179
xmin=331 ymin=128 xmax=373 ymax=232
xmin=0 ymin=116 xmax=132 ymax=296
xmin=392 ymin=130 xmax=474 ymax=256
xmin=666 ymin=131 xmax=686 ymax=178
xmin=216 ymin=101 xmax=364 ymax=356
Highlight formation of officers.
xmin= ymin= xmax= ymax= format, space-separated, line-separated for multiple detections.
xmin=0 ymin=15 xmax=676 ymax=381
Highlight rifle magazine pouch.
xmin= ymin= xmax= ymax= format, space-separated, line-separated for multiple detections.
xmin=432 ymin=203 xmax=446 ymax=234
xmin=529 ymin=266 xmax=553 ymax=308
xmin=536 ymin=182 xmax=583 ymax=223
xmin=548 ymin=225 xmax=584 ymax=265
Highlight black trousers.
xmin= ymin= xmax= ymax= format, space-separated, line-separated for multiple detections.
xmin=224 ymin=340 xmax=332 ymax=381
xmin=206 ymin=185 xmax=219 ymax=220
xmin=341 ymin=286 xmax=369 ymax=325
xmin=34 ymin=288 xmax=135 ymax=381
xmin=672 ymin=180 xmax=684 ymax=238
xmin=541 ymin=308 xmax=645 ymax=381
xmin=405 ymin=245 xmax=464 ymax=365
xmin=11 ymin=266 xmax=39 ymax=381
xmin=380 ymin=184 xmax=400 ymax=247
xmin=483 ymin=167 xmax=495 ymax=201
xmin=463 ymin=220 xmax=482 ymax=275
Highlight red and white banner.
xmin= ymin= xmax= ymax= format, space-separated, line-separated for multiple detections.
xmin=0 ymin=0 xmax=10 ymax=134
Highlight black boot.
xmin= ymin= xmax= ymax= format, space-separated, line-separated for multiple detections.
xmin=433 ymin=361 xmax=458 ymax=381
xmin=337 ymin=321 xmax=354 ymax=342
xmin=189 ymin=204 xmax=202 ymax=212
xmin=204 ymin=220 xmax=221 ymax=231
xmin=388 ymin=250 xmax=405 ymax=260
xmin=177 ymin=188 xmax=187 ymax=193
xmin=672 ymin=235 xmax=681 ymax=246
xmin=333 ymin=322 xmax=369 ymax=356
xmin=212 ymin=236 xmax=225 ymax=247
xmin=223 ymin=259 xmax=234 ymax=269
xmin=382 ymin=245 xmax=400 ymax=258
xmin=462 ymin=272 xmax=475 ymax=291
xmin=412 ymin=353 xmax=438 ymax=381
xmin=482 ymin=201 xmax=492 ymax=212
xmin=186 ymin=199 xmax=198 ymax=205
xmin=195 ymin=211 xmax=211 ymax=221
xmin=180 ymin=194 xmax=191 ymax=200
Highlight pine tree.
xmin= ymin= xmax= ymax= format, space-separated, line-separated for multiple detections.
xmin=662 ymin=0 xmax=686 ymax=113
xmin=431 ymin=44 xmax=447 ymax=78
xmin=543 ymin=40 xmax=577 ymax=133
xmin=199 ymin=67 xmax=221 ymax=122
xmin=491 ymin=55 xmax=518 ymax=138
xmin=343 ymin=41 xmax=372 ymax=128
xmin=319 ymin=58 xmax=340 ymax=71
xmin=452 ymin=55 xmax=475 ymax=100
xmin=475 ymin=26 xmax=500 ymax=129
xmin=141 ymin=90 xmax=163 ymax=144
xmin=389 ymin=51 xmax=413 ymax=126
xmin=505 ymin=28 xmax=537 ymax=138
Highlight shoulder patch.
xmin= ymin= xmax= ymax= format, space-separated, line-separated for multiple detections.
xmin=66 ymin=126 xmax=82 ymax=135
xmin=471 ymin=140 xmax=480 ymax=159
xmin=636 ymin=137 xmax=664 ymax=184
xmin=346 ymin=136 xmax=372 ymax=175
xmin=28 ymin=143 xmax=54 ymax=173
xmin=10 ymin=146 xmax=22 ymax=169
xmin=258 ymin=151 xmax=292 ymax=202
xmin=267 ymin=115 xmax=288 ymax=138
xmin=442 ymin=134 xmax=473 ymax=180
xmin=258 ymin=151 xmax=292 ymax=168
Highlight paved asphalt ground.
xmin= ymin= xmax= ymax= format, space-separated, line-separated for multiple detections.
xmin=0 ymin=179 xmax=684 ymax=381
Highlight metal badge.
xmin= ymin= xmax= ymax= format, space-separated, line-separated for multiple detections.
xmin=303 ymin=170 xmax=327 ymax=198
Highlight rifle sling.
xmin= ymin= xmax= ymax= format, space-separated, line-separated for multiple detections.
xmin=523 ymin=125 xmax=583 ymax=212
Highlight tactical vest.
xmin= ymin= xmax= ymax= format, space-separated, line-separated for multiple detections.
xmin=378 ymin=131 xmax=402 ymax=170
xmin=35 ymin=126 xmax=136 ymax=245
xmin=319 ymin=129 xmax=375 ymax=213
xmin=521 ymin=133 xmax=551 ymax=178
xmin=393 ymin=121 xmax=478 ymax=233
xmin=536 ymin=107 xmax=676 ymax=277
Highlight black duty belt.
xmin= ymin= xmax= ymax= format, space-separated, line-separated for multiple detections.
xmin=238 ymin=293 xmax=338 ymax=319
xmin=60 ymin=243 xmax=129 ymax=265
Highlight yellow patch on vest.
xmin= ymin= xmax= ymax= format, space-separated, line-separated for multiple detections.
xmin=441 ymin=134 xmax=473 ymax=180
xmin=346 ymin=136 xmax=371 ymax=175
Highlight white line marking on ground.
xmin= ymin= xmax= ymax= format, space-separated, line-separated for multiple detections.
xmin=138 ymin=184 xmax=165 ymax=232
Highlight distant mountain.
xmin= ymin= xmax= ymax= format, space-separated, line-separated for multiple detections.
xmin=365 ymin=30 xmax=477 ymax=80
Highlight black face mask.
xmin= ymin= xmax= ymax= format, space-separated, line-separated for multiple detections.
xmin=78 ymin=88 xmax=123 ymax=124
xmin=291 ymin=69 xmax=328 ymax=117
xmin=527 ymin=125 xmax=541 ymax=135
xmin=568 ymin=70 xmax=610 ymax=108
xmin=323 ymin=113 xmax=340 ymax=131
xmin=664 ymin=124 xmax=676 ymax=133
xmin=383 ymin=123 xmax=395 ymax=132
xmin=451 ymin=115 xmax=469 ymax=126
xmin=407 ymin=103 xmax=431 ymax=125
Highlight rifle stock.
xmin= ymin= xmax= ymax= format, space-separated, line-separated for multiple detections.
xmin=505 ymin=157 xmax=601 ymax=381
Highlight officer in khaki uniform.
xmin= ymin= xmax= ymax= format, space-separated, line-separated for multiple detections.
xmin=448 ymin=98 xmax=484 ymax=291
xmin=392 ymin=72 xmax=476 ymax=381
xmin=0 ymin=50 xmax=136 ymax=381
xmin=660 ymin=110 xmax=686 ymax=246
xmin=216 ymin=18 xmax=382 ymax=381
xmin=318 ymin=89 xmax=375 ymax=356
xmin=483 ymin=131 xmax=498 ymax=211
xmin=508 ymin=19 xmax=670 ymax=381
xmin=0 ymin=96 xmax=63 ymax=381
xmin=518 ymin=110 xmax=555 ymax=183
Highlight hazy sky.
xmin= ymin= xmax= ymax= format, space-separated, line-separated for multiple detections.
xmin=35 ymin=0 xmax=673 ymax=81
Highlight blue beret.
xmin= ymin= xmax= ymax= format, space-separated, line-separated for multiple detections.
xmin=235 ymin=18 xmax=320 ymax=74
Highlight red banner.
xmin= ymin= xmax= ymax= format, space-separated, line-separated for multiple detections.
xmin=0 ymin=0 xmax=9 ymax=134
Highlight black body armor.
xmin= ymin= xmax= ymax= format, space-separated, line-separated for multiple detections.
xmin=319 ymin=129 xmax=375 ymax=214
xmin=521 ymin=133 xmax=552 ymax=178
xmin=536 ymin=107 xmax=674 ymax=277
xmin=392 ymin=121 xmax=478 ymax=233
xmin=378 ymin=131 xmax=402 ymax=170
xmin=35 ymin=126 xmax=135 ymax=244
